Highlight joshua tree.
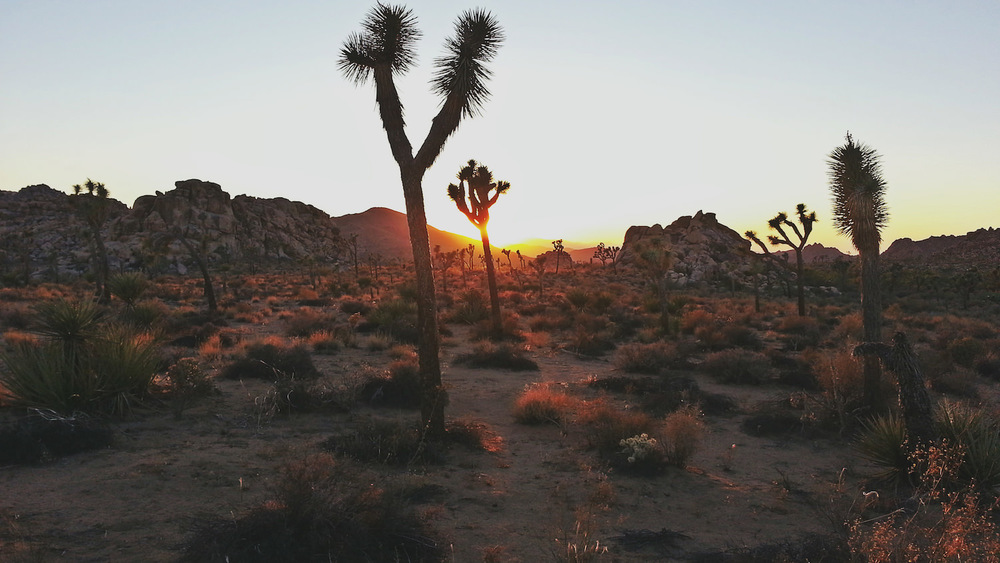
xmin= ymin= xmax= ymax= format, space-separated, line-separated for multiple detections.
xmin=530 ymin=255 xmax=547 ymax=298
xmin=340 ymin=4 xmax=504 ymax=437
xmin=594 ymin=242 xmax=621 ymax=274
xmin=152 ymin=228 xmax=218 ymax=313
xmin=633 ymin=238 xmax=676 ymax=334
xmin=828 ymin=132 xmax=889 ymax=411
xmin=501 ymin=248 xmax=513 ymax=271
xmin=72 ymin=179 xmax=113 ymax=302
xmin=745 ymin=203 xmax=817 ymax=316
xmin=447 ymin=159 xmax=510 ymax=339
xmin=552 ymin=239 xmax=565 ymax=274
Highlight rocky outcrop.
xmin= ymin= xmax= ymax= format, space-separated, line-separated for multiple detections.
xmin=883 ymin=228 xmax=1000 ymax=267
xmin=774 ymin=242 xmax=852 ymax=264
xmin=620 ymin=211 xmax=753 ymax=286
xmin=0 ymin=180 xmax=345 ymax=280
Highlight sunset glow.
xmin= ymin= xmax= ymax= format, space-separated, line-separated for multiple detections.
xmin=1 ymin=1 xmax=997 ymax=254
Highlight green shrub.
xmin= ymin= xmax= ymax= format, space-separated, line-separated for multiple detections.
xmin=855 ymin=414 xmax=909 ymax=487
xmin=363 ymin=299 xmax=418 ymax=344
xmin=700 ymin=349 xmax=772 ymax=385
xmin=107 ymin=272 xmax=149 ymax=307
xmin=937 ymin=402 xmax=1000 ymax=491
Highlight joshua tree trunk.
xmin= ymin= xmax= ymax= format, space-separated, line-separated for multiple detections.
xmin=480 ymin=228 xmax=502 ymax=339
xmin=794 ymin=252 xmax=806 ymax=316
xmin=401 ymin=172 xmax=445 ymax=438
xmin=177 ymin=235 xmax=217 ymax=313
xmin=860 ymin=249 xmax=883 ymax=411
xmin=856 ymin=332 xmax=934 ymax=447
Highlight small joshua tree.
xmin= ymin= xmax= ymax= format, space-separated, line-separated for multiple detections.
xmin=72 ymin=179 xmax=113 ymax=302
xmin=552 ymin=239 xmax=565 ymax=274
xmin=594 ymin=242 xmax=621 ymax=274
xmin=745 ymin=203 xmax=817 ymax=316
xmin=447 ymin=159 xmax=510 ymax=338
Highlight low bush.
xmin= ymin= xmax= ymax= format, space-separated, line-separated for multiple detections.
xmin=455 ymin=342 xmax=538 ymax=371
xmin=322 ymin=418 xmax=442 ymax=465
xmin=363 ymin=299 xmax=418 ymax=344
xmin=700 ymin=349 xmax=772 ymax=385
xmin=181 ymin=454 xmax=443 ymax=562
xmin=164 ymin=357 xmax=216 ymax=419
xmin=577 ymin=398 xmax=657 ymax=464
xmin=0 ymin=412 xmax=114 ymax=465
xmin=220 ymin=338 xmax=318 ymax=380
xmin=513 ymin=384 xmax=576 ymax=425
xmin=614 ymin=341 xmax=677 ymax=374
xmin=358 ymin=356 xmax=422 ymax=409
xmin=663 ymin=405 xmax=703 ymax=467
xmin=282 ymin=308 xmax=334 ymax=337
xmin=776 ymin=315 xmax=823 ymax=351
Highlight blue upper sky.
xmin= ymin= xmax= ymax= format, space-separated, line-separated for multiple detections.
xmin=2 ymin=0 xmax=997 ymax=251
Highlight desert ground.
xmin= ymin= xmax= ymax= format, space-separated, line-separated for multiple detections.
xmin=1 ymin=262 xmax=999 ymax=562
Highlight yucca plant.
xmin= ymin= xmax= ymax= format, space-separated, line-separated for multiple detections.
xmin=937 ymin=401 xmax=1000 ymax=492
xmin=107 ymin=272 xmax=149 ymax=309
xmin=856 ymin=414 xmax=909 ymax=487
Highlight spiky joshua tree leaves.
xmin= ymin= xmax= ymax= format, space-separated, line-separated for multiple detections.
xmin=745 ymin=204 xmax=817 ymax=316
xmin=448 ymin=159 xmax=510 ymax=339
xmin=828 ymin=132 xmax=889 ymax=412
xmin=340 ymin=5 xmax=504 ymax=437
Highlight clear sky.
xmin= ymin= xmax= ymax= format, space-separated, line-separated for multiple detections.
xmin=2 ymin=1 xmax=998 ymax=253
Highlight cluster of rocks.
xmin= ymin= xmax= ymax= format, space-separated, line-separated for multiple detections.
xmin=0 ymin=180 xmax=345 ymax=281
xmin=883 ymin=228 xmax=1000 ymax=268
xmin=620 ymin=211 xmax=756 ymax=287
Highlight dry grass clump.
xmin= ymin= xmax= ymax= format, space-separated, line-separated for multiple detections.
xmin=181 ymin=453 xmax=444 ymax=562
xmin=700 ymin=349 xmax=772 ymax=385
xmin=220 ymin=336 xmax=318 ymax=380
xmin=281 ymin=307 xmax=334 ymax=337
xmin=322 ymin=418 xmax=443 ymax=466
xmin=358 ymin=355 xmax=422 ymax=409
xmin=455 ymin=341 xmax=538 ymax=371
xmin=513 ymin=383 xmax=577 ymax=425
xmin=663 ymin=405 xmax=704 ymax=467
xmin=776 ymin=314 xmax=823 ymax=350
xmin=614 ymin=341 xmax=677 ymax=374
xmin=577 ymin=398 xmax=658 ymax=467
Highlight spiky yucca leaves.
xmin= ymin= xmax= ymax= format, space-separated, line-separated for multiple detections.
xmin=107 ymin=272 xmax=149 ymax=308
xmin=937 ymin=402 xmax=1000 ymax=492
xmin=339 ymin=4 xmax=420 ymax=85
xmin=828 ymin=132 xmax=888 ymax=411
xmin=856 ymin=414 xmax=910 ymax=487
xmin=432 ymin=9 xmax=504 ymax=119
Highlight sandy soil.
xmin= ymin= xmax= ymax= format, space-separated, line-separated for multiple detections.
xmin=1 ymin=324 xmax=869 ymax=562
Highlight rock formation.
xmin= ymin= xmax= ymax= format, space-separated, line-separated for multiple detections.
xmin=620 ymin=211 xmax=754 ymax=286
xmin=882 ymin=228 xmax=1000 ymax=267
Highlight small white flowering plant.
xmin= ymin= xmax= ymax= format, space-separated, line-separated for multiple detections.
xmin=619 ymin=433 xmax=659 ymax=465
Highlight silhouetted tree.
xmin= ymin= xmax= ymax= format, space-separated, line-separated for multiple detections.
xmin=340 ymin=4 xmax=504 ymax=437
xmin=530 ymin=255 xmax=547 ymax=298
xmin=71 ymin=179 xmax=112 ymax=302
xmin=745 ymin=203 xmax=817 ymax=316
xmin=501 ymin=248 xmax=512 ymax=271
xmin=633 ymin=238 xmax=675 ymax=334
xmin=829 ymin=132 xmax=889 ymax=411
xmin=552 ymin=239 xmax=564 ymax=274
xmin=152 ymin=228 xmax=218 ymax=313
xmin=593 ymin=242 xmax=621 ymax=274
xmin=448 ymin=159 xmax=510 ymax=339
xmin=345 ymin=233 xmax=361 ymax=282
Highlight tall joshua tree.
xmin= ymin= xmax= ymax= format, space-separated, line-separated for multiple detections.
xmin=745 ymin=203 xmax=817 ymax=316
xmin=340 ymin=5 xmax=504 ymax=437
xmin=72 ymin=179 xmax=112 ymax=303
xmin=828 ymin=132 xmax=889 ymax=411
xmin=447 ymin=159 xmax=510 ymax=339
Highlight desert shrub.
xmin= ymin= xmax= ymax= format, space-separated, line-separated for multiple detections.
xmin=455 ymin=342 xmax=538 ymax=371
xmin=830 ymin=311 xmax=863 ymax=343
xmin=663 ymin=405 xmax=703 ymax=467
xmin=124 ymin=299 xmax=167 ymax=330
xmin=181 ymin=454 xmax=443 ymax=562
xmin=680 ymin=308 xmax=714 ymax=335
xmin=976 ymin=355 xmax=1000 ymax=380
xmin=776 ymin=315 xmax=823 ymax=351
xmin=614 ymin=341 xmax=677 ymax=374
xmin=282 ymin=308 xmax=334 ymax=337
xmin=358 ymin=356 xmax=422 ymax=409
xmin=449 ymin=289 xmax=490 ymax=325
xmin=220 ymin=338 xmax=318 ymax=380
xmin=849 ymin=441 xmax=1000 ymax=563
xmin=700 ymin=349 xmax=771 ymax=385
xmin=339 ymin=299 xmax=371 ymax=315
xmin=0 ymin=412 xmax=114 ymax=465
xmin=107 ymin=272 xmax=149 ymax=307
xmin=322 ymin=419 xmax=442 ymax=465
xmin=363 ymin=299 xmax=418 ymax=344
xmin=306 ymin=330 xmax=341 ymax=354
xmin=577 ymin=398 xmax=657 ymax=463
xmin=0 ymin=300 xmax=159 ymax=415
xmin=855 ymin=414 xmax=910 ymax=487
xmin=936 ymin=402 xmax=1000 ymax=491
xmin=565 ymin=289 xmax=589 ymax=311
xmin=617 ymin=432 xmax=667 ymax=474
xmin=513 ymin=384 xmax=576 ymax=425
xmin=948 ymin=337 xmax=986 ymax=369
xmin=164 ymin=357 xmax=215 ymax=419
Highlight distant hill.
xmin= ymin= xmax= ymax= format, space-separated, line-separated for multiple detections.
xmin=773 ymin=243 xmax=852 ymax=264
xmin=882 ymin=228 xmax=1000 ymax=267
xmin=330 ymin=207 xmax=481 ymax=262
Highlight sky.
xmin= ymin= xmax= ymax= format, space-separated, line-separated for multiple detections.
xmin=2 ymin=0 xmax=998 ymax=254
